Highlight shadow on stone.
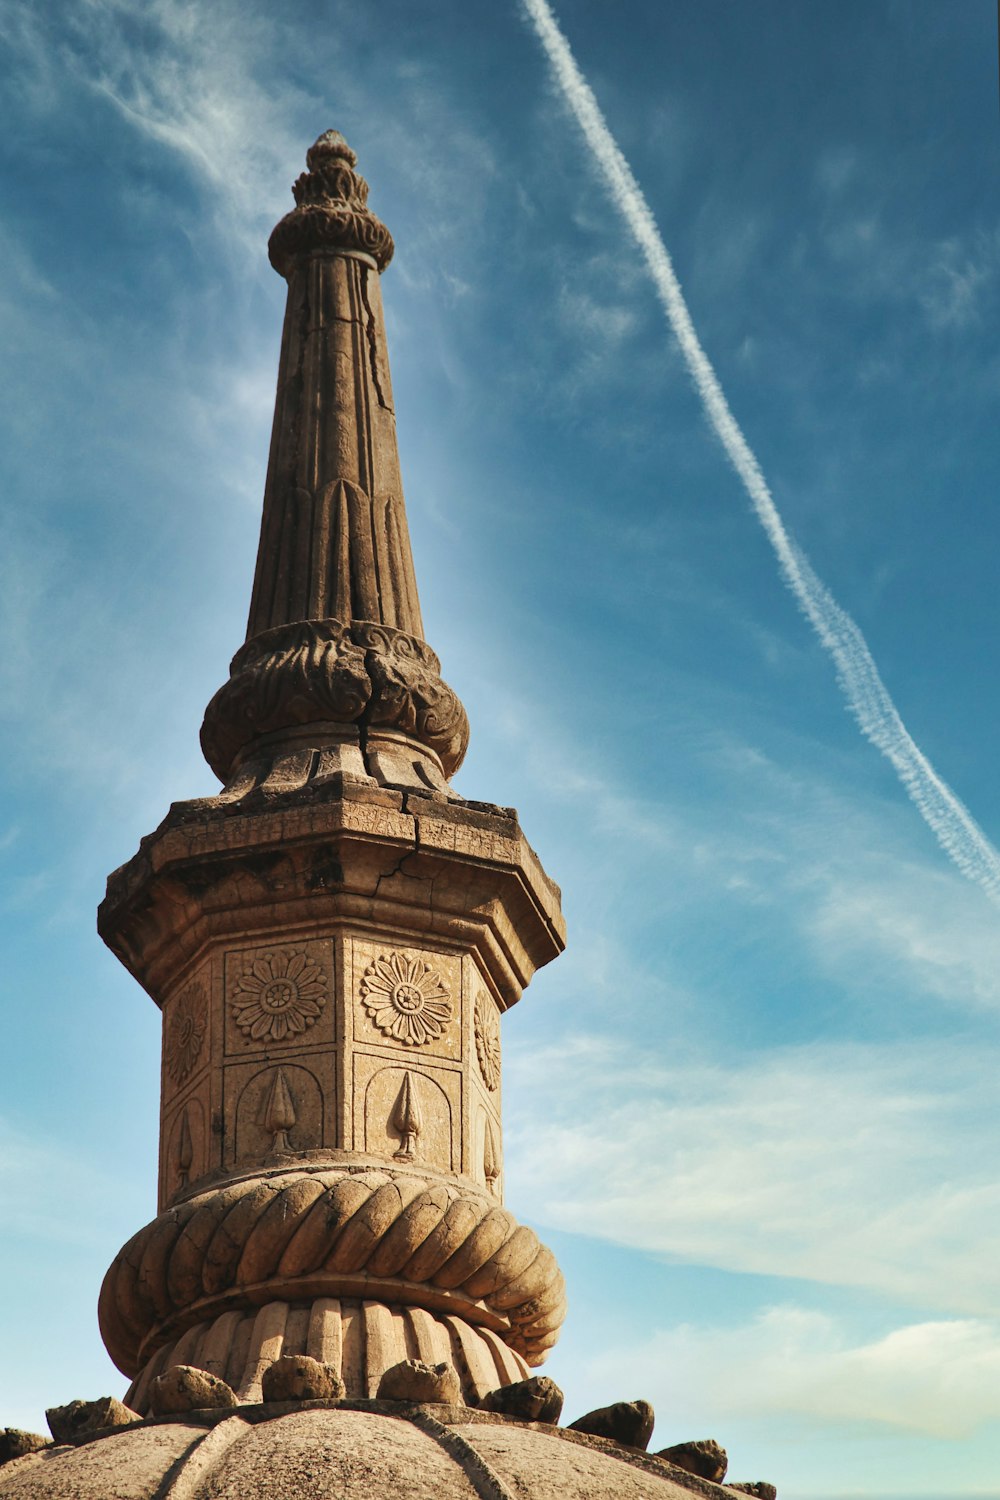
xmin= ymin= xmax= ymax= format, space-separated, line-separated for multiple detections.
xmin=567 ymin=1399 xmax=654 ymax=1450
xmin=46 ymin=1398 xmax=138 ymax=1444
xmin=148 ymin=1366 xmax=238 ymax=1416
xmin=477 ymin=1377 xmax=564 ymax=1424
xmin=376 ymin=1360 xmax=461 ymax=1405
xmin=1 ymin=1430 xmax=50 ymax=1465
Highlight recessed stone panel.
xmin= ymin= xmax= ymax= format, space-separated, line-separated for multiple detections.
xmin=223 ymin=938 xmax=334 ymax=1057
xmin=160 ymin=1086 xmax=210 ymax=1206
xmin=222 ymin=1051 xmax=335 ymax=1168
xmin=349 ymin=937 xmax=462 ymax=1061
xmin=353 ymin=1051 xmax=458 ymax=1172
xmin=161 ymin=964 xmax=212 ymax=1105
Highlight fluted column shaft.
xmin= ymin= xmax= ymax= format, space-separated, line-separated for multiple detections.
xmin=248 ymin=250 xmax=423 ymax=639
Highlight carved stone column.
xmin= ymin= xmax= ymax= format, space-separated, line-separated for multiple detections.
xmin=97 ymin=133 xmax=566 ymax=1412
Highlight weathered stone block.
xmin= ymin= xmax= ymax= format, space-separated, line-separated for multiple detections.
xmin=261 ymin=1354 xmax=345 ymax=1403
xmin=46 ymin=1397 xmax=138 ymax=1443
xmin=376 ymin=1359 xmax=462 ymax=1404
xmin=148 ymin=1365 xmax=238 ymax=1415
xmin=658 ymin=1438 xmax=728 ymax=1482
xmin=478 ymin=1376 xmax=564 ymax=1424
xmin=567 ymin=1399 xmax=654 ymax=1450
xmin=0 ymin=1430 xmax=49 ymax=1465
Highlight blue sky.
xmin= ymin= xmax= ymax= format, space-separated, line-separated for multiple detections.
xmin=0 ymin=2 xmax=998 ymax=1496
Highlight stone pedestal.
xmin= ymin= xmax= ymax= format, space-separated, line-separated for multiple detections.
xmin=98 ymin=778 xmax=566 ymax=1406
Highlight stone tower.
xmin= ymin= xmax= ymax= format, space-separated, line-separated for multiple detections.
xmin=96 ymin=131 xmax=567 ymax=1412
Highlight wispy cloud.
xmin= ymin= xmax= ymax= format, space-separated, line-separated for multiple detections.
xmin=507 ymin=1034 xmax=1000 ymax=1315
xmin=593 ymin=1305 xmax=1000 ymax=1439
xmin=69 ymin=0 xmax=304 ymax=255
xmin=520 ymin=0 xmax=1000 ymax=908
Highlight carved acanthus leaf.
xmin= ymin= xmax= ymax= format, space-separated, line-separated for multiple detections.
xmin=201 ymin=614 xmax=468 ymax=784
xmin=268 ymin=130 xmax=393 ymax=275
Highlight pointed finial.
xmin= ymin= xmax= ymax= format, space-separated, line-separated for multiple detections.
xmin=269 ymin=128 xmax=393 ymax=276
xmin=392 ymin=1072 xmax=423 ymax=1161
xmin=200 ymin=128 xmax=468 ymax=793
xmin=177 ymin=1108 xmax=193 ymax=1188
xmin=484 ymin=1117 xmax=500 ymax=1194
xmin=262 ymin=1067 xmax=297 ymax=1152
xmin=306 ymin=129 xmax=357 ymax=168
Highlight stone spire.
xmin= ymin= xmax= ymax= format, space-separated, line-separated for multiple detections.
xmin=201 ymin=129 xmax=468 ymax=797
xmin=96 ymin=134 xmax=567 ymax=1413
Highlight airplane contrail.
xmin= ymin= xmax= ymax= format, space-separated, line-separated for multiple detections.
xmin=520 ymin=0 xmax=1000 ymax=906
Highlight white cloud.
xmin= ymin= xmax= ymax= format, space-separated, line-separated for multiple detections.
xmin=68 ymin=0 xmax=306 ymax=256
xmin=809 ymin=863 xmax=1000 ymax=1014
xmin=593 ymin=1305 xmax=1000 ymax=1439
xmin=507 ymin=1034 xmax=1000 ymax=1316
xmin=919 ymin=237 xmax=995 ymax=332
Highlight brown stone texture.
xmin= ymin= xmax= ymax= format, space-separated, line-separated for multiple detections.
xmin=478 ymin=1375 xmax=564 ymax=1424
xmin=95 ymin=130 xmax=570 ymax=1431
xmin=98 ymin=780 xmax=565 ymax=1404
xmin=376 ymin=1358 xmax=462 ymax=1404
xmin=0 ymin=1436 xmax=47 ymax=1468
xmin=260 ymin=1355 xmax=344 ymax=1403
xmin=194 ymin=1409 xmax=479 ymax=1500
xmin=99 ymin=789 xmax=562 ymax=1214
xmin=45 ymin=1399 xmax=137 ymax=1444
xmin=658 ymin=1440 xmax=728 ymax=1483
xmin=200 ymin=129 xmax=469 ymax=790
xmin=568 ymin=1400 xmax=656 ymax=1451
xmin=727 ymin=1485 xmax=777 ymax=1499
xmin=0 ymin=1408 xmax=738 ymax=1499
xmin=0 ymin=1422 xmax=204 ymax=1498
xmin=449 ymin=1421 xmax=701 ymax=1498
xmin=148 ymin=1366 xmax=237 ymax=1416
xmin=119 ymin=1294 xmax=531 ymax=1414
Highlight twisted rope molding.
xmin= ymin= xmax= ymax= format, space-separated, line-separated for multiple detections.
xmin=100 ymin=1168 xmax=565 ymax=1377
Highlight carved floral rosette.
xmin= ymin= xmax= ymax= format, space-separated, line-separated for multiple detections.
xmin=200 ymin=616 xmax=469 ymax=784
xmin=99 ymin=1167 xmax=566 ymax=1379
xmin=166 ymin=981 xmax=207 ymax=1085
xmin=268 ymin=129 xmax=394 ymax=276
xmin=474 ymin=991 xmax=501 ymax=1091
xmin=361 ymin=951 xmax=453 ymax=1046
xmin=230 ymin=949 xmax=328 ymax=1043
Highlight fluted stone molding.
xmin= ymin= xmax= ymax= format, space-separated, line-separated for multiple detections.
xmin=201 ymin=131 xmax=468 ymax=788
xmin=100 ymin=1165 xmax=565 ymax=1410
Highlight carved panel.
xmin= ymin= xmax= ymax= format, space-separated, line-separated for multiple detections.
xmin=233 ymin=1063 xmax=325 ymax=1164
xmin=473 ymin=990 xmax=501 ymax=1092
xmin=362 ymin=1065 xmax=453 ymax=1172
xmin=163 ymin=1097 xmax=206 ymax=1203
xmin=360 ymin=950 xmax=453 ymax=1047
xmin=225 ymin=940 xmax=333 ymax=1054
xmin=164 ymin=977 xmax=208 ymax=1095
xmin=474 ymin=1106 xmax=502 ymax=1199
xmin=352 ymin=940 xmax=462 ymax=1063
